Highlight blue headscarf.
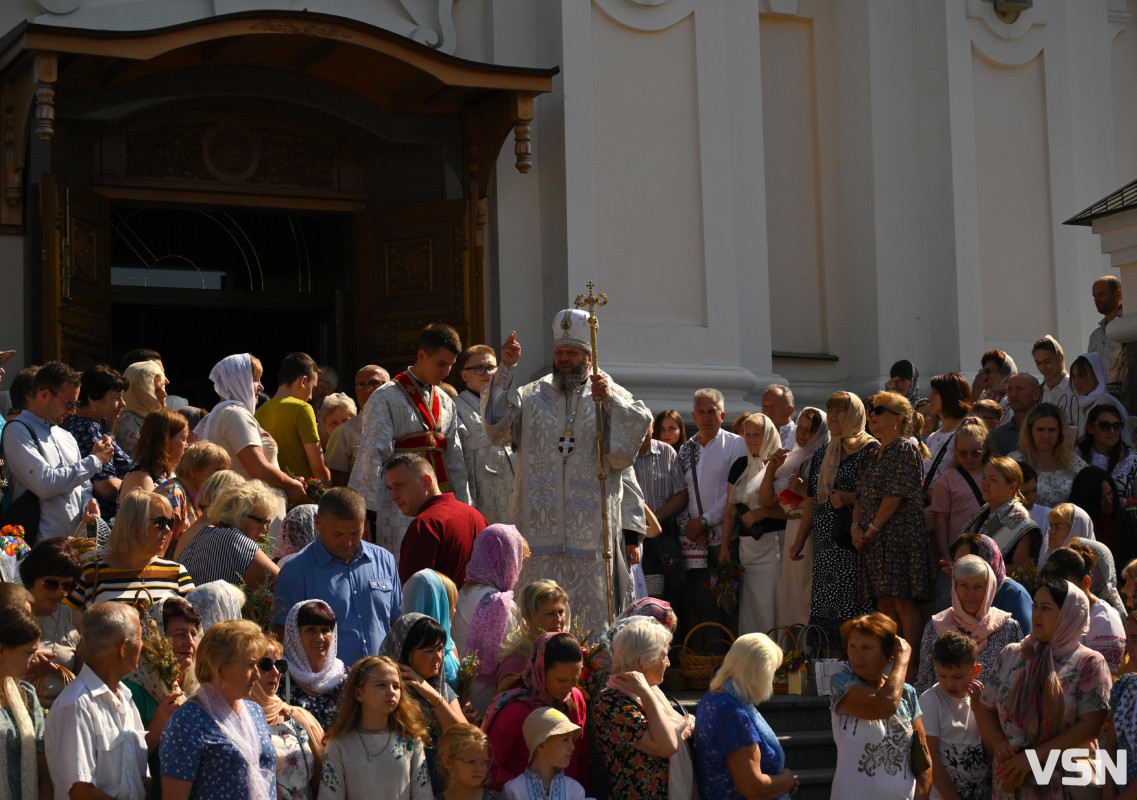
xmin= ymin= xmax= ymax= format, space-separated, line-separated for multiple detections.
xmin=402 ymin=569 xmax=460 ymax=688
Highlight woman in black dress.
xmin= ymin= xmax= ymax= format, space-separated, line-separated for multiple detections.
xmin=790 ymin=391 xmax=878 ymax=648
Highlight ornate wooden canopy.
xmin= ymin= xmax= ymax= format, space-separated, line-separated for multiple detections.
xmin=0 ymin=10 xmax=557 ymax=227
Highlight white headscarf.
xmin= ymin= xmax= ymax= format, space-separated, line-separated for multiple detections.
xmin=1038 ymin=505 xmax=1096 ymax=568
xmin=283 ymin=600 xmax=345 ymax=695
xmin=773 ymin=407 xmax=830 ymax=494
xmin=730 ymin=413 xmax=782 ymax=509
xmin=1078 ymin=394 xmax=1134 ymax=447
xmin=194 ymin=683 xmax=272 ymax=800
xmin=187 ymin=581 xmax=246 ymax=634
xmin=195 ymin=354 xmax=258 ymax=441
xmin=1073 ymin=352 xmax=1109 ymax=411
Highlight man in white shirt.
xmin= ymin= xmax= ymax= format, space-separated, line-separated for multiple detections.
xmin=2 ymin=361 xmax=113 ymax=539
xmin=762 ymin=384 xmax=796 ymax=449
xmin=1089 ymin=275 xmax=1123 ymax=384
xmin=46 ymin=602 xmax=149 ymax=800
xmin=678 ymin=388 xmax=747 ymax=632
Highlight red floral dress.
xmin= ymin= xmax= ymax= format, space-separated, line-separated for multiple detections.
xmin=594 ymin=687 xmax=669 ymax=800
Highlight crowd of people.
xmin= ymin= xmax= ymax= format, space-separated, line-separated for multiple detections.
xmin=0 ymin=275 xmax=1135 ymax=799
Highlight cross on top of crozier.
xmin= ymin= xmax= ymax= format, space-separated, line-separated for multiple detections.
xmin=574 ymin=281 xmax=607 ymax=320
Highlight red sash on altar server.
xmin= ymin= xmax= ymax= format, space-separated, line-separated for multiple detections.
xmin=392 ymin=372 xmax=453 ymax=492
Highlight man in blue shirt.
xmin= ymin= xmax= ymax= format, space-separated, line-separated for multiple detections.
xmin=274 ymin=487 xmax=401 ymax=666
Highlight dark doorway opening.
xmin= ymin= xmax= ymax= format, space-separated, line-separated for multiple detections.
xmin=109 ymin=203 xmax=352 ymax=406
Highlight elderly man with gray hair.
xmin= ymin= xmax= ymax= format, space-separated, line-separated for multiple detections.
xmin=46 ymin=602 xmax=149 ymax=800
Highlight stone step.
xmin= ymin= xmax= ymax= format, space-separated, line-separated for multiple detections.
xmin=779 ymin=728 xmax=837 ymax=770
xmin=794 ymin=767 xmax=837 ymax=800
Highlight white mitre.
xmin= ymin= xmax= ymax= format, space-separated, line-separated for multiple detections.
xmin=552 ymin=308 xmax=592 ymax=352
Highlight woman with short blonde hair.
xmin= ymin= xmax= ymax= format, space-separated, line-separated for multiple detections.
xmin=156 ymin=439 xmax=231 ymax=556
xmin=316 ymin=392 xmax=356 ymax=449
xmin=161 ymin=619 xmax=277 ymax=799
xmin=694 ymin=633 xmax=797 ymax=799
xmin=178 ymin=481 xmax=280 ymax=589
xmin=172 ymin=470 xmax=246 ymax=561
xmin=66 ymin=489 xmax=194 ymax=609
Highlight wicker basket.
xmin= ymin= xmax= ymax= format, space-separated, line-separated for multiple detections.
xmin=767 ymin=625 xmax=801 ymax=694
xmin=679 ymin=621 xmax=735 ymax=690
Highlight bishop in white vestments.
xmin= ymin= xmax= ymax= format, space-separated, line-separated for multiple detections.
xmin=482 ymin=309 xmax=652 ymax=634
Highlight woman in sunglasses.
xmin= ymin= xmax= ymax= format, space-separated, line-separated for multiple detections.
xmin=252 ymin=637 xmax=324 ymax=800
xmin=177 ymin=480 xmax=280 ymax=589
xmin=1075 ymin=401 xmax=1137 ymax=499
xmin=853 ymin=391 xmax=933 ymax=669
xmin=64 ymin=489 xmax=195 ymax=609
xmin=18 ymin=537 xmax=82 ymax=708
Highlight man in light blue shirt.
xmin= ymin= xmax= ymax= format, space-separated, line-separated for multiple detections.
xmin=274 ymin=487 xmax=401 ymax=666
xmin=2 ymin=361 xmax=112 ymax=539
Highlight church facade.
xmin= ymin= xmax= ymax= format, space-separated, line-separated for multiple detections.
xmin=0 ymin=0 xmax=1133 ymax=411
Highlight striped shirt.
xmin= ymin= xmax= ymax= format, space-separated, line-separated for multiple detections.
xmin=65 ymin=557 xmax=194 ymax=610
xmin=178 ymin=526 xmax=262 ymax=586
xmin=633 ymin=439 xmax=686 ymax=514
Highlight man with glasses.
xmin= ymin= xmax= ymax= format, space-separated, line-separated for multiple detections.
xmin=453 ymin=344 xmax=515 ymax=523
xmin=326 ymin=364 xmax=388 ymax=487
xmin=2 ymin=360 xmax=113 ymax=540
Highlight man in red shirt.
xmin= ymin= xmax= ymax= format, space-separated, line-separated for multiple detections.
xmin=387 ymin=453 xmax=487 ymax=586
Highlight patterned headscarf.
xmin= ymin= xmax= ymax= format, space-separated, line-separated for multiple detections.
xmin=122 ymin=361 xmax=166 ymax=419
xmin=401 ymin=571 xmax=459 ymax=687
xmin=1005 ymin=581 xmax=1089 ymax=744
xmin=481 ymin=632 xmax=581 ymax=735
xmin=465 ymin=525 xmax=525 ymax=679
xmin=970 ymin=533 xmax=1008 ymax=586
xmin=816 ymin=392 xmax=875 ymax=504
xmin=931 ymin=556 xmax=1012 ymax=652
xmin=195 ymin=354 xmax=258 ymax=440
xmin=283 ymin=600 xmax=345 ymax=695
xmin=279 ymin=505 xmax=319 ymax=560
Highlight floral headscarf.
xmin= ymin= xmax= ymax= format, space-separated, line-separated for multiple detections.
xmin=970 ymin=533 xmax=1008 ymax=585
xmin=465 ymin=525 xmax=525 ymax=679
xmin=122 ymin=361 xmax=166 ymax=419
xmin=1005 ymin=580 xmax=1089 ymax=744
xmin=816 ymin=392 xmax=876 ymax=504
xmin=931 ymin=556 xmax=1012 ymax=652
xmin=481 ymin=631 xmax=581 ymax=734
xmin=283 ymin=600 xmax=345 ymax=695
xmin=401 ymin=570 xmax=459 ymax=687
xmin=279 ymin=505 xmax=319 ymax=560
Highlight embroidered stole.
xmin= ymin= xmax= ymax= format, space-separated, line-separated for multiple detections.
xmin=392 ymin=372 xmax=452 ymax=491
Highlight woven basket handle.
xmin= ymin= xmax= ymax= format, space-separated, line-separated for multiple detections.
xmin=681 ymin=621 xmax=736 ymax=655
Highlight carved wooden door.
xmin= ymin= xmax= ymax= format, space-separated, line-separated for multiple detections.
xmin=40 ymin=176 xmax=112 ymax=369
xmin=355 ymin=200 xmax=478 ymax=372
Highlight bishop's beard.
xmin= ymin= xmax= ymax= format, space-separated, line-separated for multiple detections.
xmin=553 ymin=361 xmax=591 ymax=393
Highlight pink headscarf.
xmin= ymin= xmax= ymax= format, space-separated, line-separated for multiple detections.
xmin=464 ymin=524 xmax=525 ymax=679
xmin=1005 ymin=580 xmax=1090 ymax=744
xmin=930 ymin=555 xmax=1012 ymax=652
